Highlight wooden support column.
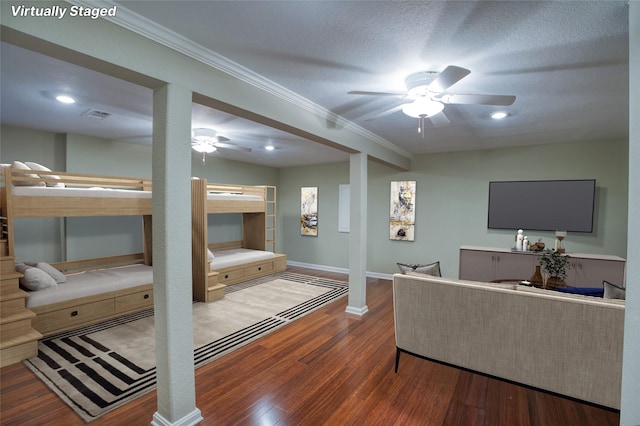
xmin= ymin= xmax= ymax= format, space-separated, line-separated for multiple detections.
xmin=346 ymin=152 xmax=369 ymax=316
xmin=151 ymin=83 xmax=203 ymax=426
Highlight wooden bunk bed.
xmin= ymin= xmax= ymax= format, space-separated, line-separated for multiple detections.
xmin=1 ymin=165 xmax=154 ymax=345
xmin=191 ymin=178 xmax=286 ymax=303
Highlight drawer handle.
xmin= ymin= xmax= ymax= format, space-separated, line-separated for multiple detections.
xmin=225 ymin=274 xmax=229 ymax=279
xmin=144 ymin=294 xmax=149 ymax=299
xmin=70 ymin=310 xmax=78 ymax=317
xmin=258 ymin=267 xmax=262 ymax=271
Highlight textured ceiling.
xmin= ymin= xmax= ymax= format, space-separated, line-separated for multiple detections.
xmin=1 ymin=1 xmax=629 ymax=167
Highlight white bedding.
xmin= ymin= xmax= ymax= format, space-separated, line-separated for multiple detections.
xmin=12 ymin=186 xmax=152 ymax=198
xmin=26 ymin=264 xmax=153 ymax=308
xmin=207 ymin=192 xmax=263 ymax=201
xmin=209 ymin=248 xmax=275 ymax=270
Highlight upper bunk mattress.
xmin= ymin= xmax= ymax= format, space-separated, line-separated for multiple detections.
xmin=207 ymin=192 xmax=263 ymax=201
xmin=210 ymin=248 xmax=275 ymax=270
xmin=26 ymin=264 xmax=153 ymax=308
xmin=13 ymin=186 xmax=151 ymax=198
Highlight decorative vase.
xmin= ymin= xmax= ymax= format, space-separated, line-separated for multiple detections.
xmin=530 ymin=265 xmax=543 ymax=285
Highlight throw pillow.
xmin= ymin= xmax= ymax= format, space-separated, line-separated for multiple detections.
xmin=11 ymin=161 xmax=46 ymax=187
xmin=36 ymin=262 xmax=67 ymax=284
xmin=603 ymin=280 xmax=625 ymax=300
xmin=17 ymin=265 xmax=57 ymax=291
xmin=25 ymin=161 xmax=64 ymax=187
xmin=397 ymin=261 xmax=441 ymax=277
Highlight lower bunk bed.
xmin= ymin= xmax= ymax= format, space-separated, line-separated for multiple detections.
xmin=199 ymin=244 xmax=287 ymax=302
xmin=20 ymin=254 xmax=153 ymax=336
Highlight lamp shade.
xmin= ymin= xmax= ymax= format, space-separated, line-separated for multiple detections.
xmin=402 ymin=98 xmax=444 ymax=118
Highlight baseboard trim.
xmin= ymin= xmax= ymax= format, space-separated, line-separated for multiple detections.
xmin=286 ymin=261 xmax=393 ymax=281
xmin=151 ymin=408 xmax=203 ymax=426
xmin=345 ymin=305 xmax=369 ymax=316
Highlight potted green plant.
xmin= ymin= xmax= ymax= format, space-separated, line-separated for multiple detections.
xmin=538 ymin=251 xmax=571 ymax=287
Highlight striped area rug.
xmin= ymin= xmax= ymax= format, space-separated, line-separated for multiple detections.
xmin=24 ymin=272 xmax=348 ymax=422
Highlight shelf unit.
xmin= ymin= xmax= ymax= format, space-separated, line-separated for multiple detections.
xmin=459 ymin=245 xmax=626 ymax=288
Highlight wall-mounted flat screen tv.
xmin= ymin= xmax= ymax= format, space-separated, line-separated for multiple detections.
xmin=488 ymin=179 xmax=596 ymax=233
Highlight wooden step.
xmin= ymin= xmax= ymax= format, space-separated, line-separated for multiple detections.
xmin=0 ymin=239 xmax=7 ymax=257
xmin=0 ymin=308 xmax=36 ymax=325
xmin=0 ymin=256 xmax=17 ymax=275
xmin=0 ymin=330 xmax=41 ymax=368
xmin=0 ymin=255 xmax=40 ymax=368
xmin=207 ymin=283 xmax=226 ymax=302
xmin=0 ymin=315 xmax=38 ymax=343
xmin=0 ymin=296 xmax=26 ymax=316
xmin=0 ymin=287 xmax=29 ymax=301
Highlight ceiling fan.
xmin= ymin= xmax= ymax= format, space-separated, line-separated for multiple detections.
xmin=348 ymin=65 xmax=516 ymax=137
xmin=191 ymin=128 xmax=252 ymax=163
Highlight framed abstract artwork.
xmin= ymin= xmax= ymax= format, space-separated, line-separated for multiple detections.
xmin=389 ymin=180 xmax=416 ymax=241
xmin=301 ymin=187 xmax=318 ymax=236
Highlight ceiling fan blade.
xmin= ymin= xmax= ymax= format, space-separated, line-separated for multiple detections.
xmin=440 ymin=93 xmax=516 ymax=106
xmin=348 ymin=90 xmax=406 ymax=97
xmin=364 ymin=104 xmax=406 ymax=121
xmin=428 ymin=111 xmax=451 ymax=128
xmin=214 ymin=142 xmax=252 ymax=152
xmin=428 ymin=66 xmax=471 ymax=93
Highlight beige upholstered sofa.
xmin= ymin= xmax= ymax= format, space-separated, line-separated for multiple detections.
xmin=392 ymin=273 xmax=624 ymax=409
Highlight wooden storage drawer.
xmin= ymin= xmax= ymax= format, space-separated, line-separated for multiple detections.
xmin=116 ymin=289 xmax=153 ymax=313
xmin=33 ymin=299 xmax=115 ymax=335
xmin=245 ymin=261 xmax=274 ymax=277
xmin=218 ymin=268 xmax=245 ymax=284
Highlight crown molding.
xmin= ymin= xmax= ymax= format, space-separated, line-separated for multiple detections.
xmin=65 ymin=0 xmax=411 ymax=159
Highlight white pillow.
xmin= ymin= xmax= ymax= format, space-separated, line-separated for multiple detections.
xmin=25 ymin=162 xmax=64 ymax=188
xmin=18 ymin=266 xmax=57 ymax=291
xmin=11 ymin=161 xmax=45 ymax=187
xmin=15 ymin=262 xmax=30 ymax=274
xmin=207 ymin=249 xmax=215 ymax=262
xmin=36 ymin=262 xmax=67 ymax=284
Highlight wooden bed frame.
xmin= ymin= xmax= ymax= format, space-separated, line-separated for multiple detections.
xmin=30 ymin=253 xmax=154 ymax=336
xmin=1 ymin=167 xmax=152 ymax=257
xmin=1 ymin=167 xmax=154 ymax=362
xmin=191 ymin=179 xmax=286 ymax=303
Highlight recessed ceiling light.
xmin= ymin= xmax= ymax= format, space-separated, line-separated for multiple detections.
xmin=56 ymin=95 xmax=76 ymax=104
xmin=491 ymin=111 xmax=508 ymax=120
xmin=265 ymin=145 xmax=275 ymax=151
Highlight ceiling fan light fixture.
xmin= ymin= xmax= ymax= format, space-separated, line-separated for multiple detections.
xmin=265 ymin=145 xmax=275 ymax=151
xmin=402 ymin=98 xmax=444 ymax=118
xmin=191 ymin=141 xmax=217 ymax=153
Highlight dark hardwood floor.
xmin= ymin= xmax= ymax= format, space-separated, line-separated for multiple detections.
xmin=1 ymin=266 xmax=619 ymax=425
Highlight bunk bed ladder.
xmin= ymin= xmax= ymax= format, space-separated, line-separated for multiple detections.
xmin=265 ymin=186 xmax=277 ymax=253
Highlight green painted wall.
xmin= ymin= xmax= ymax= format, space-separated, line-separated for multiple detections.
xmin=1 ymin=125 xmax=66 ymax=262
xmin=279 ymin=138 xmax=628 ymax=277
xmin=2 ymin=125 xmax=629 ymax=277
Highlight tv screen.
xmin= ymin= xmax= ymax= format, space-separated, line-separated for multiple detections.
xmin=488 ymin=179 xmax=596 ymax=233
